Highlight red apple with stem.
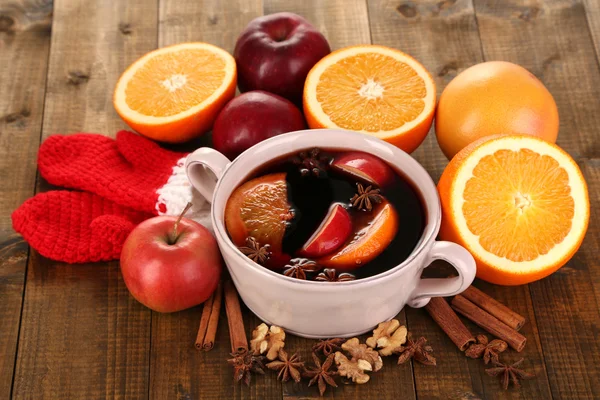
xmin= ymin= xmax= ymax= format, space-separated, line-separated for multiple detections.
xmin=212 ymin=90 xmax=306 ymax=159
xmin=234 ymin=12 xmax=331 ymax=104
xmin=297 ymin=203 xmax=352 ymax=258
xmin=120 ymin=203 xmax=222 ymax=313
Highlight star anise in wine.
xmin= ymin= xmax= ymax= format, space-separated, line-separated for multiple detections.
xmin=266 ymin=349 xmax=304 ymax=383
xmin=291 ymin=148 xmax=332 ymax=177
xmin=312 ymin=338 xmax=345 ymax=356
xmin=227 ymin=350 xmax=266 ymax=386
xmin=314 ymin=268 xmax=356 ymax=282
xmin=397 ymin=335 xmax=436 ymax=366
xmin=485 ymin=358 xmax=534 ymax=390
xmin=239 ymin=237 xmax=271 ymax=265
xmin=283 ymin=258 xmax=321 ymax=280
xmin=350 ymin=183 xmax=384 ymax=211
xmin=303 ymin=353 xmax=338 ymax=396
xmin=465 ymin=334 xmax=508 ymax=365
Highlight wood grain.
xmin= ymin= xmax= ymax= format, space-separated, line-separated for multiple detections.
xmin=261 ymin=2 xmax=415 ymax=399
xmin=149 ymin=1 xmax=264 ymax=399
xmin=474 ymin=0 xmax=600 ymax=398
xmin=583 ymin=0 xmax=600 ymax=65
xmin=0 ymin=0 xmax=52 ymax=397
xmin=263 ymin=0 xmax=371 ymax=50
xmin=11 ymin=0 xmax=158 ymax=398
xmin=367 ymin=1 xmax=555 ymax=398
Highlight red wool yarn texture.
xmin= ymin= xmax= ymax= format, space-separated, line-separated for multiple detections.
xmin=11 ymin=131 xmax=209 ymax=264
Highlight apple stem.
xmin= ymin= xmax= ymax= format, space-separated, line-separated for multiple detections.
xmin=170 ymin=202 xmax=193 ymax=244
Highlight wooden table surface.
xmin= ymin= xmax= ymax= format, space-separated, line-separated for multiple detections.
xmin=1 ymin=0 xmax=599 ymax=399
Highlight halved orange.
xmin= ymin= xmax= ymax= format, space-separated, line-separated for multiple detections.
xmin=303 ymin=45 xmax=436 ymax=153
xmin=114 ymin=42 xmax=236 ymax=143
xmin=318 ymin=200 xmax=399 ymax=271
xmin=438 ymin=135 xmax=589 ymax=285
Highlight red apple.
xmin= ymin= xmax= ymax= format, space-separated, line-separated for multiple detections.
xmin=120 ymin=212 xmax=221 ymax=313
xmin=331 ymin=151 xmax=395 ymax=188
xmin=234 ymin=12 xmax=331 ymax=104
xmin=298 ymin=203 xmax=352 ymax=258
xmin=212 ymin=90 xmax=306 ymax=159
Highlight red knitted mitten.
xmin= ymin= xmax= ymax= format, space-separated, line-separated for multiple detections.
xmin=12 ymin=191 xmax=151 ymax=263
xmin=37 ymin=130 xmax=211 ymax=228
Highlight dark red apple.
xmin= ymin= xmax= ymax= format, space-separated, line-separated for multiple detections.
xmin=297 ymin=203 xmax=352 ymax=258
xmin=332 ymin=151 xmax=395 ymax=188
xmin=234 ymin=12 xmax=331 ymax=104
xmin=120 ymin=211 xmax=221 ymax=313
xmin=212 ymin=90 xmax=306 ymax=159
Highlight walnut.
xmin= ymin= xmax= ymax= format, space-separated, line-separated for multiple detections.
xmin=334 ymin=352 xmax=372 ymax=384
xmin=250 ymin=323 xmax=285 ymax=360
xmin=366 ymin=319 xmax=408 ymax=356
xmin=341 ymin=338 xmax=383 ymax=372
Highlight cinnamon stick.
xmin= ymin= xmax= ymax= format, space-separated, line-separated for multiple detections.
xmin=201 ymin=282 xmax=223 ymax=351
xmin=461 ymin=286 xmax=526 ymax=331
xmin=194 ymin=291 xmax=214 ymax=350
xmin=451 ymin=295 xmax=527 ymax=352
xmin=425 ymin=297 xmax=476 ymax=351
xmin=224 ymin=280 xmax=248 ymax=354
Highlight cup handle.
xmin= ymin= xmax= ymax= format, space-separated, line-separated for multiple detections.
xmin=407 ymin=241 xmax=476 ymax=308
xmin=185 ymin=148 xmax=231 ymax=203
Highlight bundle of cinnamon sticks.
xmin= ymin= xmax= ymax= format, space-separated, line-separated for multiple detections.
xmin=195 ymin=280 xmax=248 ymax=354
xmin=425 ymin=286 xmax=527 ymax=352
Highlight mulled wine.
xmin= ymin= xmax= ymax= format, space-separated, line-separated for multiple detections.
xmin=224 ymin=148 xmax=425 ymax=281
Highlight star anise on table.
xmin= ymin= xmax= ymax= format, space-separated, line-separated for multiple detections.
xmin=314 ymin=268 xmax=356 ymax=282
xmin=465 ymin=334 xmax=508 ymax=365
xmin=283 ymin=258 xmax=321 ymax=280
xmin=239 ymin=237 xmax=271 ymax=265
xmin=350 ymin=183 xmax=384 ymax=212
xmin=266 ymin=349 xmax=304 ymax=383
xmin=303 ymin=353 xmax=338 ymax=396
xmin=485 ymin=358 xmax=535 ymax=390
xmin=227 ymin=350 xmax=266 ymax=386
xmin=313 ymin=338 xmax=345 ymax=356
xmin=397 ymin=335 xmax=436 ymax=366
xmin=290 ymin=148 xmax=332 ymax=177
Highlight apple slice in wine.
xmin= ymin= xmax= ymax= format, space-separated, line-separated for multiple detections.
xmin=331 ymin=151 xmax=394 ymax=188
xmin=297 ymin=203 xmax=352 ymax=258
xmin=318 ymin=200 xmax=399 ymax=271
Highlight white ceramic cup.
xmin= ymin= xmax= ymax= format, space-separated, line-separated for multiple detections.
xmin=185 ymin=129 xmax=476 ymax=338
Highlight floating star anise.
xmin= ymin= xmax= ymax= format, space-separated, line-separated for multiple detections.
xmin=239 ymin=237 xmax=271 ymax=265
xmin=227 ymin=350 xmax=266 ymax=386
xmin=314 ymin=268 xmax=356 ymax=282
xmin=303 ymin=353 xmax=338 ymax=396
xmin=350 ymin=183 xmax=384 ymax=211
xmin=485 ymin=358 xmax=534 ymax=390
xmin=283 ymin=258 xmax=321 ymax=280
xmin=397 ymin=335 xmax=436 ymax=366
xmin=465 ymin=334 xmax=508 ymax=365
xmin=266 ymin=349 xmax=304 ymax=383
xmin=312 ymin=338 xmax=345 ymax=356
xmin=291 ymin=148 xmax=332 ymax=177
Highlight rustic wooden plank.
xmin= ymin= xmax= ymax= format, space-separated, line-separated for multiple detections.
xmin=149 ymin=2 xmax=265 ymax=399
xmin=0 ymin=0 xmax=52 ymax=397
xmin=583 ymin=0 xmax=600 ymax=66
xmin=11 ymin=0 xmax=158 ymax=398
xmin=473 ymin=0 xmax=600 ymax=398
xmin=367 ymin=1 xmax=555 ymax=398
xmin=261 ymin=2 xmax=415 ymax=398
xmin=263 ymin=0 xmax=371 ymax=50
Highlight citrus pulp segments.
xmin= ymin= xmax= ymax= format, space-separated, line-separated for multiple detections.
xmin=440 ymin=135 xmax=589 ymax=285
xmin=303 ymin=45 xmax=436 ymax=153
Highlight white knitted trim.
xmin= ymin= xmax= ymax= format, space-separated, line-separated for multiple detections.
xmin=155 ymin=157 xmax=213 ymax=232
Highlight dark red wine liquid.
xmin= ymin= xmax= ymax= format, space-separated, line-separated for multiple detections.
xmin=241 ymin=149 xmax=426 ymax=280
